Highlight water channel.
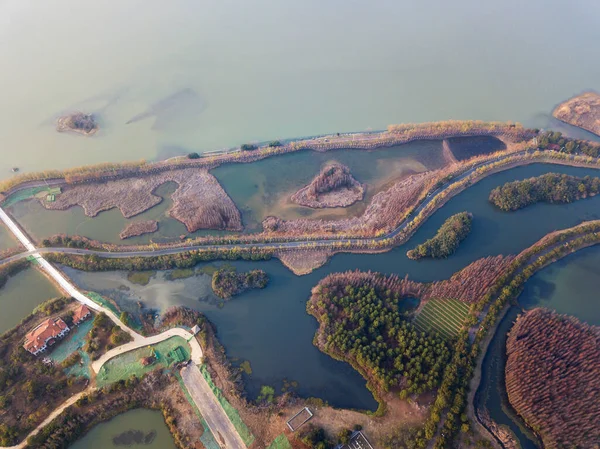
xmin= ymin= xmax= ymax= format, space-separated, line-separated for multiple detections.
xmin=1 ymin=1 xmax=600 ymax=177
xmin=58 ymin=163 xmax=600 ymax=416
xmin=477 ymin=245 xmax=600 ymax=449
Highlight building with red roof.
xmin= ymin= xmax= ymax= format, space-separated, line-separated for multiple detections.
xmin=72 ymin=304 xmax=91 ymax=325
xmin=23 ymin=317 xmax=70 ymax=356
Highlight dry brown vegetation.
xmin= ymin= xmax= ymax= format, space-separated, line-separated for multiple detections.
xmin=553 ymin=92 xmax=600 ymax=136
xmin=42 ymin=168 xmax=242 ymax=232
xmin=505 ymin=308 xmax=600 ymax=449
xmin=312 ymin=255 xmax=513 ymax=305
xmin=56 ymin=112 xmax=98 ymax=136
xmin=290 ymin=162 xmax=364 ymax=208
xmin=265 ymin=171 xmax=435 ymax=237
xmin=275 ymin=249 xmax=333 ymax=275
xmin=0 ymin=120 xmax=532 ymax=198
xmin=119 ymin=220 xmax=159 ymax=239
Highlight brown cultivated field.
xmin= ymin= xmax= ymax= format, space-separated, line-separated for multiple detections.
xmin=505 ymin=308 xmax=600 ymax=449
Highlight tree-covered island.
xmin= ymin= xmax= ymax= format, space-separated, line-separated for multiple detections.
xmin=489 ymin=173 xmax=600 ymax=211
xmin=407 ymin=212 xmax=472 ymax=260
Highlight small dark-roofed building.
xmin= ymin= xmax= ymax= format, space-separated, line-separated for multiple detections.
xmin=336 ymin=431 xmax=374 ymax=449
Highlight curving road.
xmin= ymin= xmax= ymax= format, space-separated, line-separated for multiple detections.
xmin=91 ymin=327 xmax=203 ymax=373
xmin=0 ymin=150 xmax=545 ymax=266
xmin=0 ymin=205 xmax=245 ymax=449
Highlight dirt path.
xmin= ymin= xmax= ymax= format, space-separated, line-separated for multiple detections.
xmin=181 ymin=364 xmax=246 ymax=449
xmin=2 ymin=389 xmax=91 ymax=449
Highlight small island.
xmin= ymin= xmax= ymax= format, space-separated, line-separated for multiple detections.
xmin=407 ymin=211 xmax=472 ymax=260
xmin=211 ymin=268 xmax=269 ymax=299
xmin=120 ymin=220 xmax=159 ymax=239
xmin=505 ymin=308 xmax=600 ymax=448
xmin=56 ymin=112 xmax=98 ymax=136
xmin=290 ymin=162 xmax=364 ymax=208
xmin=489 ymin=173 xmax=600 ymax=211
xmin=553 ymin=92 xmax=600 ymax=136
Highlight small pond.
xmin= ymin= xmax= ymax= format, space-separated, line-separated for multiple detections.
xmin=69 ymin=408 xmax=177 ymax=449
xmin=0 ymin=268 xmax=61 ymax=334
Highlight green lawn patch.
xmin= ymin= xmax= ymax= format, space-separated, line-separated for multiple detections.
xmin=127 ymin=271 xmax=156 ymax=286
xmin=199 ymin=364 xmax=255 ymax=446
xmin=3 ymin=186 xmax=49 ymax=207
xmin=165 ymin=268 xmax=196 ymax=281
xmin=413 ymin=298 xmax=470 ymax=339
xmin=267 ymin=434 xmax=293 ymax=449
xmin=97 ymin=336 xmax=190 ymax=387
xmin=87 ymin=291 xmax=120 ymax=316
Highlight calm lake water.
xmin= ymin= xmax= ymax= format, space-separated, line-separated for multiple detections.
xmin=1 ymin=0 xmax=600 ymax=177
xmin=63 ymin=163 xmax=600 ymax=412
xmin=69 ymin=408 xmax=177 ymax=449
xmin=0 ymin=268 xmax=60 ymax=334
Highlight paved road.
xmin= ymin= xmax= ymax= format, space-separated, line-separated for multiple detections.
xmin=0 ymin=207 xmax=141 ymax=340
xmin=0 ymin=205 xmax=244 ymax=449
xmin=92 ymin=327 xmax=203 ymax=373
xmin=181 ymin=364 xmax=246 ymax=449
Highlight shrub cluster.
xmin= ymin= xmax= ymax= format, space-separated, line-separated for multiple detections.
xmin=407 ymin=212 xmax=472 ymax=260
xmin=211 ymin=268 xmax=269 ymax=299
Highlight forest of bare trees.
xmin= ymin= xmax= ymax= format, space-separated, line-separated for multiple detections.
xmin=505 ymin=308 xmax=600 ymax=449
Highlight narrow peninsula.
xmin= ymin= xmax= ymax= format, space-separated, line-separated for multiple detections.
xmin=119 ymin=220 xmax=159 ymax=239
xmin=553 ymin=92 xmax=600 ymax=136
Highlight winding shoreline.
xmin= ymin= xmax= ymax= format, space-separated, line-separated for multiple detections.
xmin=0 ymin=120 xmax=532 ymax=199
